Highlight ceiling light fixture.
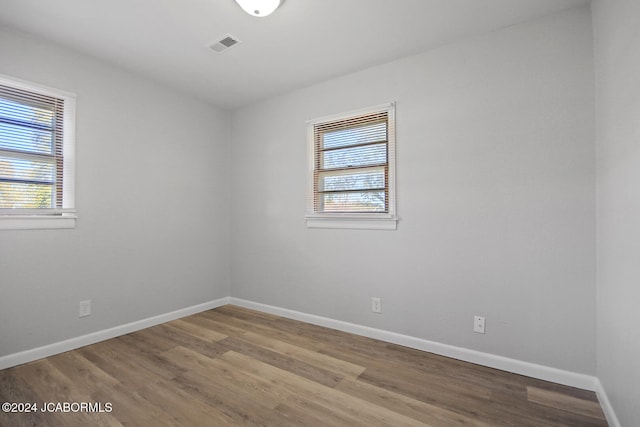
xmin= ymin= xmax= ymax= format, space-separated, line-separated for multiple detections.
xmin=234 ymin=0 xmax=282 ymax=17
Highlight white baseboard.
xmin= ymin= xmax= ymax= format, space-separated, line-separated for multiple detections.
xmin=1 ymin=295 xmax=617 ymax=424
xmin=595 ymin=379 xmax=621 ymax=427
xmin=0 ymin=297 xmax=230 ymax=370
xmin=229 ymin=297 xmax=598 ymax=391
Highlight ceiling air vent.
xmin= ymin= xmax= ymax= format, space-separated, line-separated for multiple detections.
xmin=209 ymin=34 xmax=241 ymax=53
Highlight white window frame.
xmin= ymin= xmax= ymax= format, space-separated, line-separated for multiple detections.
xmin=306 ymin=102 xmax=397 ymax=230
xmin=0 ymin=74 xmax=76 ymax=230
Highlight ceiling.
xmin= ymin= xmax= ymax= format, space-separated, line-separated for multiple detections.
xmin=0 ymin=0 xmax=589 ymax=110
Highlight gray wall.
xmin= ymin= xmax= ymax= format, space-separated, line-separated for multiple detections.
xmin=0 ymin=3 xmax=604 ymax=394
xmin=0 ymin=26 xmax=230 ymax=357
xmin=593 ymin=0 xmax=640 ymax=425
xmin=230 ymin=7 xmax=596 ymax=374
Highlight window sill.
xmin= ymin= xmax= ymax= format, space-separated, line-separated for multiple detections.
xmin=306 ymin=215 xmax=397 ymax=230
xmin=0 ymin=214 xmax=77 ymax=230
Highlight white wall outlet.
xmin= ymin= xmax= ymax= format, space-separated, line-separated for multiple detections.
xmin=371 ymin=297 xmax=382 ymax=313
xmin=79 ymin=300 xmax=91 ymax=318
xmin=474 ymin=315 xmax=485 ymax=334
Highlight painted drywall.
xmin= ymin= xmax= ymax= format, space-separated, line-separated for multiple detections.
xmin=593 ymin=0 xmax=640 ymax=425
xmin=230 ymin=7 xmax=596 ymax=374
xmin=0 ymin=25 xmax=230 ymax=357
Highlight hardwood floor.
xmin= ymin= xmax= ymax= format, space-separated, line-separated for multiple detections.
xmin=0 ymin=305 xmax=607 ymax=426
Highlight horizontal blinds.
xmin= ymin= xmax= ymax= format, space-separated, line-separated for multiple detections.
xmin=0 ymin=83 xmax=64 ymax=210
xmin=314 ymin=111 xmax=389 ymax=213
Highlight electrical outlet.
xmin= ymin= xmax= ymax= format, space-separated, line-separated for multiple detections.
xmin=79 ymin=300 xmax=91 ymax=318
xmin=371 ymin=297 xmax=381 ymax=313
xmin=474 ymin=315 xmax=485 ymax=334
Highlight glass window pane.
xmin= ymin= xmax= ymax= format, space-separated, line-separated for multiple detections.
xmin=322 ymin=191 xmax=386 ymax=212
xmin=0 ymin=121 xmax=54 ymax=154
xmin=0 ymin=80 xmax=70 ymax=215
xmin=0 ymin=155 xmax=56 ymax=183
xmin=0 ymin=182 xmax=53 ymax=209
xmin=322 ymin=122 xmax=386 ymax=149
xmin=320 ymin=169 xmax=385 ymax=192
xmin=321 ymin=143 xmax=386 ymax=169
xmin=0 ymin=97 xmax=55 ymax=128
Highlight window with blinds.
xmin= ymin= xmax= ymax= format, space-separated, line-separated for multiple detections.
xmin=306 ymin=103 xmax=397 ymax=230
xmin=0 ymin=75 xmax=76 ymax=229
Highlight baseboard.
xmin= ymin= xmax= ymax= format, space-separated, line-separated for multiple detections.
xmin=0 ymin=297 xmax=230 ymax=370
xmin=594 ymin=379 xmax=621 ymax=427
xmin=0 ymin=295 xmax=612 ymax=418
xmin=1 ymin=296 xmax=619 ymax=423
xmin=229 ymin=297 xmax=598 ymax=391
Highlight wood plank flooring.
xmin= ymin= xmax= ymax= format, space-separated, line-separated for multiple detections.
xmin=0 ymin=305 xmax=608 ymax=426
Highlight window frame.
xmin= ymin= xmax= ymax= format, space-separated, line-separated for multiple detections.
xmin=306 ymin=103 xmax=397 ymax=230
xmin=0 ymin=74 xmax=76 ymax=230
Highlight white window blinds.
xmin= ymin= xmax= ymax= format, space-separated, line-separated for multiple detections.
xmin=0 ymin=75 xmax=76 ymax=228
xmin=314 ymin=112 xmax=389 ymax=213
xmin=306 ymin=103 xmax=397 ymax=230
xmin=0 ymin=84 xmax=64 ymax=210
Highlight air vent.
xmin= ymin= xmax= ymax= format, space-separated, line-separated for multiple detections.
xmin=209 ymin=34 xmax=241 ymax=53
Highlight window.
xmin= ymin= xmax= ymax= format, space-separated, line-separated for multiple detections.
xmin=306 ymin=103 xmax=397 ymax=230
xmin=0 ymin=75 xmax=76 ymax=230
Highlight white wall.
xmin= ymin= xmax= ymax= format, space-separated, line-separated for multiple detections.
xmin=593 ymin=0 xmax=640 ymax=425
xmin=0 ymin=26 xmax=230 ymax=357
xmin=230 ymin=7 xmax=596 ymax=374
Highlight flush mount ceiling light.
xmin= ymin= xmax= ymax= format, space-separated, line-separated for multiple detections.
xmin=234 ymin=0 xmax=282 ymax=17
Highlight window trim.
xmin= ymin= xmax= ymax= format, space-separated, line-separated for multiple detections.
xmin=306 ymin=102 xmax=397 ymax=230
xmin=0 ymin=74 xmax=76 ymax=230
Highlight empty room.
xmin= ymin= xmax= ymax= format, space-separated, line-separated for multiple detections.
xmin=0 ymin=0 xmax=638 ymax=426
